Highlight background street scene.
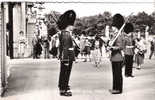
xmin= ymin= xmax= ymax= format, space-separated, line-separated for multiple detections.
xmin=0 ymin=1 xmax=155 ymax=99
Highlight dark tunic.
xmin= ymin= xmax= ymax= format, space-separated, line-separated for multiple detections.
xmin=58 ymin=30 xmax=75 ymax=90
xmin=59 ymin=30 xmax=75 ymax=62
xmin=124 ymin=33 xmax=135 ymax=56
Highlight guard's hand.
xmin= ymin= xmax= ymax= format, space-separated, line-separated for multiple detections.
xmin=106 ymin=46 xmax=112 ymax=51
xmin=121 ymin=51 xmax=125 ymax=57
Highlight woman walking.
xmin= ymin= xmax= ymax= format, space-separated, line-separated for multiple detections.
xmin=135 ymin=37 xmax=147 ymax=70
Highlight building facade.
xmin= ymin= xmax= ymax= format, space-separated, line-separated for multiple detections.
xmin=0 ymin=2 xmax=36 ymax=96
xmin=0 ymin=3 xmax=7 ymax=96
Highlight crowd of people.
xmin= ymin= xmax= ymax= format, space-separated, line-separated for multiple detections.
xmin=31 ymin=29 xmax=105 ymax=63
xmin=30 ymin=27 xmax=155 ymax=69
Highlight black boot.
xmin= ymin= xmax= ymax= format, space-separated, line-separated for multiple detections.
xmin=109 ymin=89 xmax=122 ymax=94
xmin=60 ymin=90 xmax=72 ymax=96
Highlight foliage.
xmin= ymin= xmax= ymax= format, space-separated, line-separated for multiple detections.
xmin=45 ymin=11 xmax=155 ymax=36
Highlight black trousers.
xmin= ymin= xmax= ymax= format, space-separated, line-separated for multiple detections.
xmin=149 ymin=50 xmax=154 ymax=59
xmin=58 ymin=61 xmax=73 ymax=90
xmin=125 ymin=55 xmax=134 ymax=76
xmin=112 ymin=61 xmax=123 ymax=92
xmin=33 ymin=46 xmax=39 ymax=59
xmin=33 ymin=47 xmax=37 ymax=59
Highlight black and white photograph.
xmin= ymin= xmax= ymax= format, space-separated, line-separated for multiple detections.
xmin=0 ymin=0 xmax=155 ymax=100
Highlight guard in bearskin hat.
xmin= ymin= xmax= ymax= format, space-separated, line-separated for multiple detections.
xmin=57 ymin=10 xmax=76 ymax=96
xmin=57 ymin=10 xmax=76 ymax=30
xmin=109 ymin=13 xmax=125 ymax=94
xmin=124 ymin=23 xmax=135 ymax=78
xmin=112 ymin=13 xmax=125 ymax=30
xmin=124 ymin=23 xmax=134 ymax=34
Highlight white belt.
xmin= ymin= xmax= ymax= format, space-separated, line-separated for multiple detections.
xmin=68 ymin=48 xmax=74 ymax=50
xmin=126 ymin=46 xmax=134 ymax=48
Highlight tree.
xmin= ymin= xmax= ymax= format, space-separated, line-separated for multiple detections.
xmin=44 ymin=10 xmax=155 ymax=36
xmin=149 ymin=11 xmax=155 ymax=35
xmin=136 ymin=12 xmax=152 ymax=27
xmin=44 ymin=11 xmax=61 ymax=36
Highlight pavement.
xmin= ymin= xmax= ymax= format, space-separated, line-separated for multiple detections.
xmin=1 ymin=54 xmax=155 ymax=100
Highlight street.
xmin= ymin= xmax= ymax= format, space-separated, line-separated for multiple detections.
xmin=1 ymin=56 xmax=155 ymax=100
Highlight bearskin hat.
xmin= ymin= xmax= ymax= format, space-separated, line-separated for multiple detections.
xmin=124 ymin=23 xmax=134 ymax=34
xmin=57 ymin=10 xmax=76 ymax=30
xmin=112 ymin=13 xmax=125 ymax=29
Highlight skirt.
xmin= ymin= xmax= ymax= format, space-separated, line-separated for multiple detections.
xmin=135 ymin=53 xmax=144 ymax=65
xmin=92 ymin=48 xmax=102 ymax=63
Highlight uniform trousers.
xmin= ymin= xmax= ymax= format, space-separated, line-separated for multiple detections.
xmin=125 ymin=55 xmax=134 ymax=76
xmin=112 ymin=61 xmax=123 ymax=92
xmin=58 ymin=61 xmax=73 ymax=90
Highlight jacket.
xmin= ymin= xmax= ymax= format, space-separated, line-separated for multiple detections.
xmin=124 ymin=32 xmax=135 ymax=55
xmin=59 ymin=30 xmax=75 ymax=62
xmin=110 ymin=33 xmax=125 ymax=62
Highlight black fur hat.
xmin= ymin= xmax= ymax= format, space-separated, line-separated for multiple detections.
xmin=112 ymin=13 xmax=124 ymax=29
xmin=57 ymin=10 xmax=76 ymax=30
xmin=124 ymin=23 xmax=134 ymax=34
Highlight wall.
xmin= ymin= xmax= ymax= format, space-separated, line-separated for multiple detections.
xmin=13 ymin=3 xmax=26 ymax=58
xmin=26 ymin=7 xmax=37 ymax=57
xmin=0 ymin=3 xmax=7 ymax=96
xmin=0 ymin=3 xmax=2 ymax=95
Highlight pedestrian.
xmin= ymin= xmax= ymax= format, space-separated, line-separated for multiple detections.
xmin=32 ymin=33 xmax=39 ymax=59
xmin=50 ymin=35 xmax=59 ymax=58
xmin=55 ymin=35 xmax=60 ymax=58
xmin=79 ymin=31 xmax=87 ymax=60
xmin=135 ymin=37 xmax=147 ymax=70
xmin=18 ymin=31 xmax=27 ymax=58
xmin=99 ymin=36 xmax=104 ymax=56
xmin=36 ymin=38 xmax=42 ymax=59
xmin=32 ymin=33 xmax=42 ymax=59
xmin=42 ymin=36 xmax=50 ymax=59
xmin=57 ymin=10 xmax=76 ymax=96
xmin=92 ymin=35 xmax=102 ymax=67
xmin=83 ymin=37 xmax=91 ymax=62
xmin=124 ymin=23 xmax=135 ymax=77
xmin=109 ymin=14 xmax=125 ymax=94
xmin=74 ymin=36 xmax=80 ymax=62
xmin=149 ymin=40 xmax=155 ymax=59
